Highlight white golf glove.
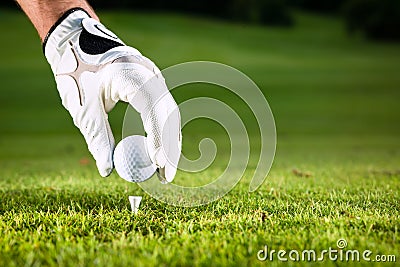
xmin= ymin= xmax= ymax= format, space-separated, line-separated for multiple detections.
xmin=44 ymin=8 xmax=181 ymax=183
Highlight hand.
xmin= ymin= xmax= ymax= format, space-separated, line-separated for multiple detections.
xmin=44 ymin=8 xmax=181 ymax=183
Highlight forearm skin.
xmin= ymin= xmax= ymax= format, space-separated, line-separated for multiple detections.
xmin=15 ymin=0 xmax=98 ymax=41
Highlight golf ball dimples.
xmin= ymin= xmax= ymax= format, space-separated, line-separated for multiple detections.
xmin=113 ymin=135 xmax=156 ymax=182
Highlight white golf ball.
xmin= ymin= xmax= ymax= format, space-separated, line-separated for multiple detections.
xmin=113 ymin=135 xmax=156 ymax=182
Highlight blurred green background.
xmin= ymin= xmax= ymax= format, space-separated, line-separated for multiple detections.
xmin=0 ymin=0 xmax=399 ymax=144
xmin=4 ymin=0 xmax=400 ymax=40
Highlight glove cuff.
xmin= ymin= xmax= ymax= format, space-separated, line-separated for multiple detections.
xmin=43 ymin=8 xmax=90 ymax=52
xmin=43 ymin=8 xmax=91 ymax=72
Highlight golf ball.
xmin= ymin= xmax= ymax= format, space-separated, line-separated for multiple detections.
xmin=113 ymin=135 xmax=156 ymax=182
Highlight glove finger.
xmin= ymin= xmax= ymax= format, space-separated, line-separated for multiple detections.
xmin=154 ymin=94 xmax=181 ymax=183
xmin=129 ymin=73 xmax=182 ymax=182
xmin=84 ymin=109 xmax=115 ymax=178
xmin=56 ymin=74 xmax=115 ymax=177
xmin=101 ymin=63 xmax=181 ymax=182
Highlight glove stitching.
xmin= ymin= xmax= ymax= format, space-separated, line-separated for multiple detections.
xmin=56 ymin=41 xmax=112 ymax=106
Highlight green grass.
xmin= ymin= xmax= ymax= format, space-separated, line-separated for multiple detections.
xmin=0 ymin=9 xmax=399 ymax=266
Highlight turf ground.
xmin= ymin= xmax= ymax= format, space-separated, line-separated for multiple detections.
xmin=0 ymin=9 xmax=399 ymax=266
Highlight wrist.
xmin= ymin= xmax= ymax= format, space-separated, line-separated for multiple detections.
xmin=16 ymin=0 xmax=98 ymax=41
